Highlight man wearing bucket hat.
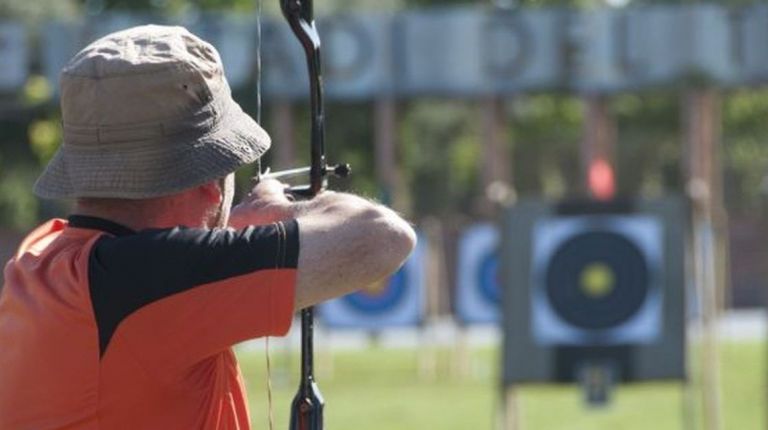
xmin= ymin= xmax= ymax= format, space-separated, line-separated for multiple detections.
xmin=0 ymin=25 xmax=416 ymax=429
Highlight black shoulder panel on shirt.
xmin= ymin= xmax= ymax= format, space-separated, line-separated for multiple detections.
xmin=75 ymin=217 xmax=300 ymax=357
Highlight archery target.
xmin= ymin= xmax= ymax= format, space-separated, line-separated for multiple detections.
xmin=531 ymin=215 xmax=663 ymax=345
xmin=456 ymin=224 xmax=501 ymax=324
xmin=317 ymin=235 xmax=426 ymax=329
xmin=341 ymin=269 xmax=408 ymax=314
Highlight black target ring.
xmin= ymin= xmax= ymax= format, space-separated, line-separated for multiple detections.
xmin=544 ymin=231 xmax=650 ymax=330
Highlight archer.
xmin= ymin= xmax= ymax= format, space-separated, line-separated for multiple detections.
xmin=0 ymin=25 xmax=415 ymax=430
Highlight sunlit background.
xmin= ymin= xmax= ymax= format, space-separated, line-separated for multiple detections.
xmin=0 ymin=0 xmax=766 ymax=429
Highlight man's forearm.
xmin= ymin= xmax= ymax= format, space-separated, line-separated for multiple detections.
xmin=230 ymin=189 xmax=386 ymax=229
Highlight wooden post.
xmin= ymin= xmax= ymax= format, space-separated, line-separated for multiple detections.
xmin=478 ymin=97 xmax=513 ymax=215
xmin=501 ymin=387 xmax=521 ymax=430
xmin=683 ymin=87 xmax=725 ymax=430
xmin=419 ymin=217 xmax=448 ymax=381
xmin=374 ymin=97 xmax=404 ymax=209
xmin=581 ymin=94 xmax=617 ymax=199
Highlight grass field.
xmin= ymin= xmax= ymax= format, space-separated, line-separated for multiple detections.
xmin=237 ymin=341 xmax=765 ymax=430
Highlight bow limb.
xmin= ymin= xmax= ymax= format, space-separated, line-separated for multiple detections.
xmin=280 ymin=0 xmax=326 ymax=197
xmin=256 ymin=5 xmax=349 ymax=193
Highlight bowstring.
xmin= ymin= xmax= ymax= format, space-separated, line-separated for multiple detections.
xmin=254 ymin=0 xmax=263 ymax=179
xmin=255 ymin=0 xmax=262 ymax=126
xmin=266 ymin=336 xmax=275 ymax=430
xmin=254 ymin=1 xmax=274 ymax=430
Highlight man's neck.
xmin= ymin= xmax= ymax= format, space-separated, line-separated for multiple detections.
xmin=72 ymin=185 xmax=220 ymax=231
xmin=73 ymin=202 xmax=207 ymax=231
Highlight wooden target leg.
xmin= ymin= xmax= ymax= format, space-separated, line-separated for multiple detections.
xmin=417 ymin=321 xmax=437 ymax=382
xmin=452 ymin=325 xmax=471 ymax=380
xmin=501 ymin=386 xmax=521 ymax=430
xmin=318 ymin=325 xmax=334 ymax=381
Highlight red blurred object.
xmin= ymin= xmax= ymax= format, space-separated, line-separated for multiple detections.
xmin=588 ymin=158 xmax=615 ymax=201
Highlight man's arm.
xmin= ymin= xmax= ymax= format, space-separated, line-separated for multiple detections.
xmin=230 ymin=179 xmax=417 ymax=310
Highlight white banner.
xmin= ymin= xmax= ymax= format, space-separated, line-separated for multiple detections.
xmin=31 ymin=4 xmax=768 ymax=98
xmin=0 ymin=23 xmax=28 ymax=92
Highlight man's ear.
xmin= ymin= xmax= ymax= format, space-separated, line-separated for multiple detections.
xmin=198 ymin=180 xmax=223 ymax=205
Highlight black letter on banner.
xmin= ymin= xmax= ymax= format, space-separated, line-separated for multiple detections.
xmin=320 ymin=17 xmax=374 ymax=82
xmin=481 ymin=13 xmax=531 ymax=82
xmin=612 ymin=13 xmax=645 ymax=79
xmin=727 ymin=8 xmax=747 ymax=69
xmin=555 ymin=10 xmax=580 ymax=87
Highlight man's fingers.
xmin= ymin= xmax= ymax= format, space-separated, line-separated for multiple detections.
xmin=249 ymin=178 xmax=289 ymax=198
xmin=284 ymin=189 xmax=296 ymax=202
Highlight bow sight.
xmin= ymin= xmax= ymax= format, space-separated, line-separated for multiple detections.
xmin=261 ymin=164 xmax=351 ymax=194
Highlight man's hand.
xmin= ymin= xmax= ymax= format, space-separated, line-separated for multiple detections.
xmin=229 ymin=179 xmax=295 ymax=229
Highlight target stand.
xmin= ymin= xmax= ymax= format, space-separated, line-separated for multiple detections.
xmin=499 ymin=197 xmax=687 ymax=428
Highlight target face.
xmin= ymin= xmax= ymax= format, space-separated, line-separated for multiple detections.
xmin=531 ymin=215 xmax=663 ymax=345
xmin=479 ymin=251 xmax=501 ymax=305
xmin=545 ymin=231 xmax=649 ymax=330
xmin=317 ymin=235 xmax=426 ymax=329
xmin=456 ymin=224 xmax=501 ymax=324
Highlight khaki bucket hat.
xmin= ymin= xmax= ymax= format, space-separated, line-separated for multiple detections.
xmin=34 ymin=24 xmax=270 ymax=199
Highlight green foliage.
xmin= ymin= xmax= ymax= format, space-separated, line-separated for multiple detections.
xmin=0 ymin=168 xmax=39 ymax=230
xmin=28 ymin=117 xmax=61 ymax=164
xmin=399 ymin=100 xmax=479 ymax=217
xmin=613 ymin=93 xmax=682 ymax=198
xmin=326 ymin=103 xmax=381 ymax=198
xmin=0 ymin=113 xmax=49 ymax=230
xmin=22 ymin=76 xmax=54 ymax=107
xmin=722 ymin=89 xmax=768 ymax=214
xmin=509 ymin=94 xmax=583 ymax=199
xmin=0 ymin=0 xmax=78 ymax=22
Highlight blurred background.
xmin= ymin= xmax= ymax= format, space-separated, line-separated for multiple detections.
xmin=0 ymin=0 xmax=766 ymax=429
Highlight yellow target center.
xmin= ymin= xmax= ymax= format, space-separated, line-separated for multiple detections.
xmin=362 ymin=279 xmax=389 ymax=296
xmin=579 ymin=263 xmax=615 ymax=298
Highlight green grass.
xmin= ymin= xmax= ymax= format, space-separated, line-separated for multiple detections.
xmin=237 ymin=342 xmax=766 ymax=429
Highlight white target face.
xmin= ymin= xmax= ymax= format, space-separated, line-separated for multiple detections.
xmin=531 ymin=215 xmax=664 ymax=346
xmin=456 ymin=224 xmax=501 ymax=324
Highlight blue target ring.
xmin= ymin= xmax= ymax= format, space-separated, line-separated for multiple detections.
xmin=478 ymin=250 xmax=500 ymax=305
xmin=342 ymin=268 xmax=408 ymax=315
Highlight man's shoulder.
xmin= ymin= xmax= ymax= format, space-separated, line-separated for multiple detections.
xmin=16 ymin=218 xmax=70 ymax=256
xmin=1 ymin=219 xmax=98 ymax=316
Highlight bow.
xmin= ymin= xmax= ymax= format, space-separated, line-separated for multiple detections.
xmin=259 ymin=1 xmax=350 ymax=429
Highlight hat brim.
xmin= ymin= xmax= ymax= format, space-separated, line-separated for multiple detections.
xmin=34 ymin=98 xmax=270 ymax=200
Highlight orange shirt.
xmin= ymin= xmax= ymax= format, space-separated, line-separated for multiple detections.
xmin=0 ymin=216 xmax=298 ymax=429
